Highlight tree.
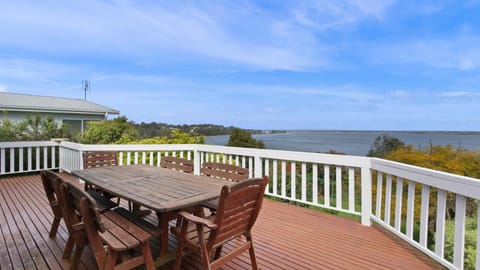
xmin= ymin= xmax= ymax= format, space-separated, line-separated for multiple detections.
xmin=367 ymin=135 xmax=405 ymax=157
xmin=227 ymin=128 xmax=265 ymax=149
xmin=81 ymin=116 xmax=139 ymax=144
xmin=0 ymin=115 xmax=70 ymax=141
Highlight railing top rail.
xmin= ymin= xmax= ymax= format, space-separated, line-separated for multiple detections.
xmin=196 ymin=144 xmax=370 ymax=167
xmin=0 ymin=141 xmax=59 ymax=148
xmin=371 ymin=158 xmax=480 ymax=200
xmin=60 ymin=141 xmax=197 ymax=152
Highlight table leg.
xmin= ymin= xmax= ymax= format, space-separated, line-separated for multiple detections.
xmin=156 ymin=212 xmax=170 ymax=258
xmin=154 ymin=212 xmax=176 ymax=267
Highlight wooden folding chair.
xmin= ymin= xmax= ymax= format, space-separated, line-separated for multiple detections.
xmin=60 ymin=181 xmax=155 ymax=270
xmin=171 ymin=176 xmax=268 ymax=270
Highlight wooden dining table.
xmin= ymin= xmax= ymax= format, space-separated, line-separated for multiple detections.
xmin=72 ymin=164 xmax=230 ymax=264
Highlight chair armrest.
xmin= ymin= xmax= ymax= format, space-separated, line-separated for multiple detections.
xmin=178 ymin=211 xmax=217 ymax=229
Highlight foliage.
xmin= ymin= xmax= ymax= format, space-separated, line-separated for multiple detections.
xmin=443 ymin=217 xmax=477 ymax=270
xmin=132 ymin=129 xmax=205 ymax=144
xmin=367 ymin=135 xmax=405 ymax=158
xmin=227 ymin=128 xmax=265 ymax=149
xmin=386 ymin=144 xmax=480 ymax=179
xmin=136 ymin=122 xmax=264 ymax=138
xmin=0 ymin=115 xmax=70 ymax=141
xmin=81 ymin=116 xmax=139 ymax=144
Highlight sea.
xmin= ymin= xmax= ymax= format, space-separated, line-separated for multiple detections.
xmin=205 ymin=130 xmax=480 ymax=156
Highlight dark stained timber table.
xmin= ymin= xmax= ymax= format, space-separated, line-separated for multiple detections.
xmin=72 ymin=164 xmax=228 ymax=264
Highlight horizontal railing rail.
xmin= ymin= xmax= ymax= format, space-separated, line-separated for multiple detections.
xmin=1 ymin=140 xmax=478 ymax=269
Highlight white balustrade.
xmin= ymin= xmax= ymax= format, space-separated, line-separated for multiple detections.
xmin=1 ymin=140 xmax=478 ymax=269
xmin=0 ymin=141 xmax=59 ymax=175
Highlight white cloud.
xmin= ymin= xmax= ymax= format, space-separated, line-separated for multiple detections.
xmin=0 ymin=84 xmax=7 ymax=92
xmin=291 ymin=0 xmax=395 ymax=30
xmin=0 ymin=1 xmax=395 ymax=71
xmin=440 ymin=91 xmax=480 ymax=97
xmin=373 ymin=34 xmax=480 ymax=71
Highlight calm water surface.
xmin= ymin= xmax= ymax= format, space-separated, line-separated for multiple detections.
xmin=206 ymin=130 xmax=480 ymax=156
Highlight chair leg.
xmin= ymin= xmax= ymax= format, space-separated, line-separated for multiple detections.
xmin=173 ymin=238 xmax=185 ymax=270
xmin=104 ymin=250 xmax=118 ymax=270
xmin=197 ymin=225 xmax=212 ymax=270
xmin=246 ymin=234 xmax=258 ymax=270
xmin=49 ymin=217 xmax=61 ymax=238
xmin=140 ymin=242 xmax=155 ymax=270
xmin=71 ymin=244 xmax=85 ymax=270
xmin=63 ymin=235 xmax=75 ymax=259
xmin=214 ymin=245 xmax=223 ymax=260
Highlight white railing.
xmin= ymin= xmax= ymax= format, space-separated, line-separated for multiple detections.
xmin=1 ymin=140 xmax=478 ymax=269
xmin=371 ymin=158 xmax=480 ymax=270
xmin=0 ymin=141 xmax=59 ymax=175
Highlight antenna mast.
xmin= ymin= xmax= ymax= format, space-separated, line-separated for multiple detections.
xmin=82 ymin=80 xmax=90 ymax=100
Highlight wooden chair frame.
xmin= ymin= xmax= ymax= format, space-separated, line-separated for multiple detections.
xmin=171 ymin=176 xmax=268 ymax=270
xmin=200 ymin=162 xmax=249 ymax=212
xmin=82 ymin=151 xmax=120 ymax=204
xmin=60 ymin=181 xmax=155 ymax=270
xmin=200 ymin=162 xmax=249 ymax=182
xmin=160 ymin=156 xmax=193 ymax=173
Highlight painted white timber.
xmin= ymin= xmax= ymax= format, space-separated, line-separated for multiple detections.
xmin=301 ymin=162 xmax=307 ymax=201
xmin=312 ymin=164 xmax=318 ymax=205
xmin=360 ymin=166 xmax=372 ymax=226
xmin=477 ymin=202 xmax=480 ymax=270
xmin=419 ymin=185 xmax=430 ymax=248
xmin=10 ymin=148 xmax=15 ymax=173
xmin=264 ymin=159 xmax=270 ymax=192
xmin=371 ymin=215 xmax=455 ymax=270
xmin=375 ymin=172 xmax=383 ymax=218
xmin=394 ymin=178 xmax=404 ymax=231
xmin=291 ymin=162 xmax=296 ymax=200
xmin=281 ymin=161 xmax=286 ymax=197
xmin=435 ymin=189 xmax=447 ymax=258
xmin=372 ymin=158 xmax=480 ymax=200
xmin=453 ymin=195 xmax=466 ymax=269
xmin=324 ymin=165 xmax=330 ymax=207
xmin=348 ymin=167 xmax=355 ymax=211
xmin=406 ymin=181 xmax=416 ymax=239
xmin=254 ymin=156 xmax=262 ymax=178
xmin=336 ymin=166 xmax=342 ymax=209
xmin=384 ymin=174 xmax=392 ymax=226
xmin=272 ymin=160 xmax=278 ymax=195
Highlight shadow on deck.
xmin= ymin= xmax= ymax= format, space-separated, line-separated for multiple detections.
xmin=0 ymin=174 xmax=442 ymax=269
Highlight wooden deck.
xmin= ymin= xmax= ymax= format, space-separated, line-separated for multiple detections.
xmin=0 ymin=174 xmax=443 ymax=270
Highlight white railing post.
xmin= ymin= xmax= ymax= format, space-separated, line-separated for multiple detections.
xmin=193 ymin=149 xmax=201 ymax=176
xmin=361 ymin=166 xmax=372 ymax=226
xmin=254 ymin=155 xmax=262 ymax=178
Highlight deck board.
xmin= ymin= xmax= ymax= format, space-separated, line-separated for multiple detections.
xmin=0 ymin=173 xmax=443 ymax=270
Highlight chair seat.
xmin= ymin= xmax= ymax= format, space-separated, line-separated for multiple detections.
xmin=86 ymin=190 xmax=118 ymax=213
xmin=100 ymin=211 xmax=152 ymax=252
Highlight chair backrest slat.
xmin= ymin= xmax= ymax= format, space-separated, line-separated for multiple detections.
xmin=160 ymin=156 xmax=193 ymax=173
xmin=209 ymin=177 xmax=268 ymax=247
xmin=201 ymin=162 xmax=249 ymax=182
xmin=83 ymin=151 xmax=117 ymax=169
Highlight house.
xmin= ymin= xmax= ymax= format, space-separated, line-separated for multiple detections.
xmin=0 ymin=92 xmax=119 ymax=134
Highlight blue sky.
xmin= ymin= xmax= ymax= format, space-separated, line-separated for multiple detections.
xmin=1 ymin=1 xmax=480 ymax=130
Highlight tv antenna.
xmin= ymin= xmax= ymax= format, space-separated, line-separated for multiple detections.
xmin=82 ymin=80 xmax=90 ymax=100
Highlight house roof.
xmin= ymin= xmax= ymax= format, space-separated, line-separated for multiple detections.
xmin=0 ymin=93 xmax=120 ymax=116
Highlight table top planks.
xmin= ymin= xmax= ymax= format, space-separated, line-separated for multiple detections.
xmin=72 ymin=165 xmax=230 ymax=212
